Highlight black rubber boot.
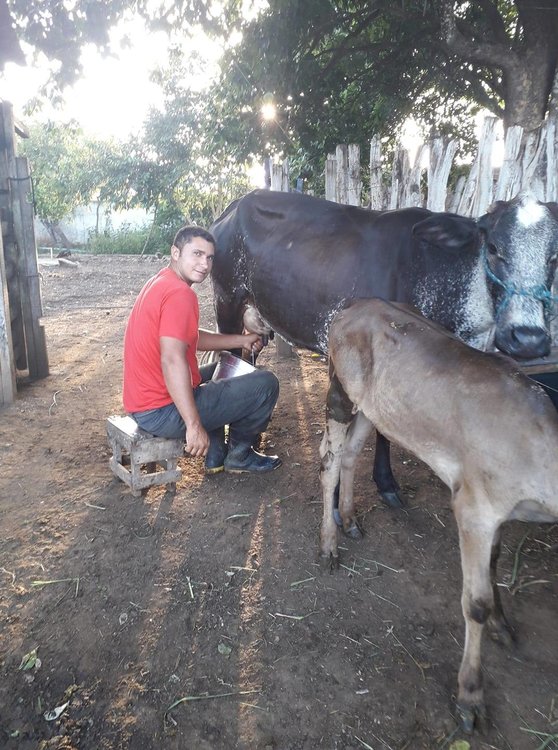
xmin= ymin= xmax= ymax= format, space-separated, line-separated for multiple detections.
xmin=205 ymin=427 xmax=227 ymax=475
xmin=224 ymin=435 xmax=281 ymax=474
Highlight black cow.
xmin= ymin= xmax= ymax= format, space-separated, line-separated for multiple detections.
xmin=210 ymin=189 xmax=558 ymax=505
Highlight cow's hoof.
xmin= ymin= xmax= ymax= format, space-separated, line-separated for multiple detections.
xmin=343 ymin=520 xmax=363 ymax=540
xmin=379 ymin=489 xmax=405 ymax=509
xmin=333 ymin=508 xmax=343 ymax=527
xmin=320 ymin=552 xmax=339 ymax=572
xmin=456 ymin=701 xmax=485 ymax=735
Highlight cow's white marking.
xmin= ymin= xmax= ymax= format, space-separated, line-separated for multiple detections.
xmin=517 ymin=200 xmax=546 ymax=227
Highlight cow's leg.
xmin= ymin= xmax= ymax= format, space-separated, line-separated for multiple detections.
xmin=319 ymin=417 xmax=350 ymax=569
xmin=372 ymin=432 xmax=404 ymax=508
xmin=486 ymin=529 xmax=515 ymax=647
xmin=454 ymin=490 xmax=500 ymax=733
xmin=338 ymin=411 xmax=373 ymax=539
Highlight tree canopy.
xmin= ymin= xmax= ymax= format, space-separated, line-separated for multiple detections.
xmin=7 ymin=1 xmax=558 ymax=203
xmin=202 ymin=0 xmax=558 ymax=165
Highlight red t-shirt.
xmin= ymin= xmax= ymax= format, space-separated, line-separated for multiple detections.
xmin=123 ymin=267 xmax=201 ymax=412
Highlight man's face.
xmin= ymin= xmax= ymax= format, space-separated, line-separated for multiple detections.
xmin=171 ymin=237 xmax=215 ymax=286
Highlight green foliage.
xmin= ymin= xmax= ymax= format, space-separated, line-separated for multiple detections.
xmin=85 ymin=223 xmax=170 ymax=256
xmin=22 ymin=121 xmax=101 ymax=224
xmin=191 ymin=0 xmax=558 ymax=172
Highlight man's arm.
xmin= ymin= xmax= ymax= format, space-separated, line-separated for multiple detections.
xmin=160 ymin=336 xmax=209 ymax=457
xmin=198 ymin=329 xmax=264 ymax=354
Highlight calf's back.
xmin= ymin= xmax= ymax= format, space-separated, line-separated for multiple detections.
xmin=329 ymin=299 xmax=558 ymax=518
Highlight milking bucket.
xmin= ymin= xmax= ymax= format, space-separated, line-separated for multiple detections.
xmin=211 ymin=351 xmax=257 ymax=381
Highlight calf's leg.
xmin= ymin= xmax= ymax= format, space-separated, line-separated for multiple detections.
xmin=319 ymin=418 xmax=350 ymax=568
xmin=454 ymin=491 xmax=501 ymax=732
xmin=339 ymin=412 xmax=373 ymax=539
xmin=487 ymin=529 xmax=515 ymax=647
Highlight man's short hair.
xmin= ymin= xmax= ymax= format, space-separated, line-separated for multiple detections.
xmin=173 ymin=225 xmax=216 ymax=252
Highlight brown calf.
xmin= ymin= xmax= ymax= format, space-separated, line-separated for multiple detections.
xmin=319 ymin=298 xmax=558 ymax=731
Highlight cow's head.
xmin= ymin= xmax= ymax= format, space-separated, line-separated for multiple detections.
xmin=478 ymin=192 xmax=558 ymax=359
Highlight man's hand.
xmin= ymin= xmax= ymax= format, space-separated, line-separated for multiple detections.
xmin=241 ymin=332 xmax=265 ymax=356
xmin=185 ymin=421 xmax=210 ymax=457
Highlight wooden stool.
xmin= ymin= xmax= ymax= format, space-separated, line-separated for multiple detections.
xmin=106 ymin=415 xmax=183 ymax=497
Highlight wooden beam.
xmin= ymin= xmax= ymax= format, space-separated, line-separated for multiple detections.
xmin=0 ymin=230 xmax=16 ymax=405
xmin=10 ymin=156 xmax=49 ymax=380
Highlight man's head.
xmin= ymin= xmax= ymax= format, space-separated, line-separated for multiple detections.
xmin=170 ymin=225 xmax=216 ymax=286
xmin=173 ymin=225 xmax=216 ymax=253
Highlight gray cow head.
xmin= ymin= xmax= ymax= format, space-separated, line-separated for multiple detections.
xmin=478 ymin=192 xmax=558 ymax=359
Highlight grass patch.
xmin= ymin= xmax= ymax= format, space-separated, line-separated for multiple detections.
xmin=85 ymin=224 xmax=172 ymax=255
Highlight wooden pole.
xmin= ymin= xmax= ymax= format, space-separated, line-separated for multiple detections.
xmin=427 ymin=136 xmax=458 ymax=212
xmin=325 ymin=154 xmax=336 ymax=202
xmin=347 ymin=144 xmax=361 ymax=206
xmin=335 ymin=144 xmax=349 ymax=204
xmin=408 ymin=143 xmax=427 ymax=208
xmin=0 ymin=101 xmax=27 ymax=371
xmin=10 ymin=156 xmax=49 ymax=379
xmin=494 ymin=125 xmax=523 ymax=202
xmin=0 ymin=229 xmax=16 ymax=405
xmin=369 ymin=137 xmax=383 ymax=209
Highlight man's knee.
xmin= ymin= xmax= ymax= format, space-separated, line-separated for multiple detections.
xmin=253 ymin=370 xmax=279 ymax=402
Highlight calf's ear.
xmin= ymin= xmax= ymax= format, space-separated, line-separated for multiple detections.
xmin=412 ymin=213 xmax=479 ymax=255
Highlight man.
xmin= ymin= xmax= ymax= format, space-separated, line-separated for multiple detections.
xmin=123 ymin=225 xmax=281 ymax=474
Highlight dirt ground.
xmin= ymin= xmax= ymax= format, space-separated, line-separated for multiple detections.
xmin=0 ymin=254 xmax=557 ymax=750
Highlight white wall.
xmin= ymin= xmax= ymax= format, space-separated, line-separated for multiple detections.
xmin=35 ymin=203 xmax=154 ymax=246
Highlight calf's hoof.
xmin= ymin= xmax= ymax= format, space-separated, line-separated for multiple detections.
xmin=456 ymin=700 xmax=486 ymax=735
xmin=488 ymin=618 xmax=515 ymax=649
xmin=333 ymin=508 xmax=343 ymax=527
xmin=343 ymin=519 xmax=364 ymax=540
xmin=319 ymin=552 xmax=339 ymax=573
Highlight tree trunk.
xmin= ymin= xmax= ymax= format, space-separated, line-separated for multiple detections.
xmin=500 ymin=0 xmax=558 ymax=131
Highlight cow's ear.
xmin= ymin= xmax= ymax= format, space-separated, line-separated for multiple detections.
xmin=412 ymin=213 xmax=479 ymax=254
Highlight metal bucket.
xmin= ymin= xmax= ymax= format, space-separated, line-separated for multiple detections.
xmin=211 ymin=351 xmax=257 ymax=381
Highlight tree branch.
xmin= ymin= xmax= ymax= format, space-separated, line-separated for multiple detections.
xmin=440 ymin=0 xmax=519 ymax=73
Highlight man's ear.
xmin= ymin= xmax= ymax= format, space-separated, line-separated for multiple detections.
xmin=170 ymin=244 xmax=180 ymax=259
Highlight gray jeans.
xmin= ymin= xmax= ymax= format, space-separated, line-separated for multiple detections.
xmin=131 ymin=363 xmax=279 ymax=440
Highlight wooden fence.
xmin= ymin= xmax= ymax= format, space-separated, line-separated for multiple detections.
xmin=0 ymin=101 xmax=49 ymax=406
xmin=266 ymin=114 xmax=558 ymax=216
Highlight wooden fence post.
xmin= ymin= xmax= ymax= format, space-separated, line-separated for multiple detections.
xmin=369 ymin=137 xmax=383 ymax=209
xmin=520 ymin=125 xmax=547 ymax=200
xmin=427 ymin=136 xmax=458 ymax=211
xmin=325 ymin=153 xmax=336 ymax=201
xmin=449 ymin=175 xmax=466 ymax=213
xmin=347 ymin=144 xmax=361 ymax=206
xmin=458 ymin=116 xmax=498 ymax=216
xmin=546 ymin=115 xmax=557 ymax=202
xmin=264 ymin=157 xmax=272 ymax=189
xmin=335 ymin=145 xmax=349 ymax=204
xmin=266 ymin=157 xmax=295 ymax=358
xmin=408 ymin=143 xmax=427 ymax=208
xmin=494 ymin=125 xmax=523 ymax=201
xmin=10 ymin=156 xmax=49 ymax=379
xmin=0 ymin=229 xmax=16 ymax=405
xmin=389 ymin=146 xmax=410 ymax=209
